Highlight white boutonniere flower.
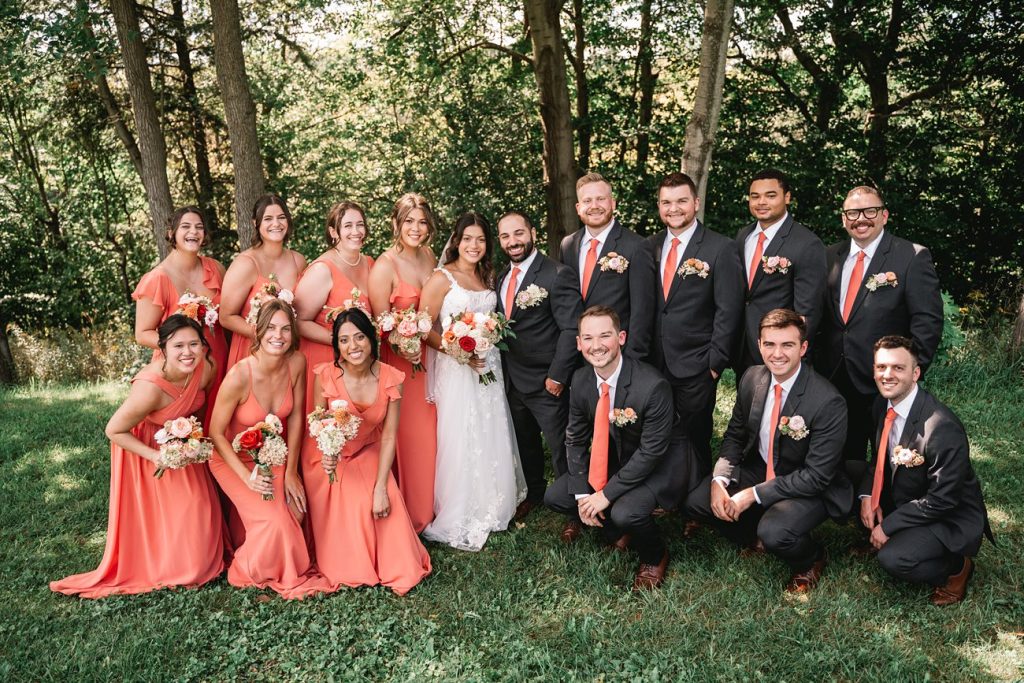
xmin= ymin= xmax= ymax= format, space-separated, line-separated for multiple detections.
xmin=677 ymin=258 xmax=711 ymax=279
xmin=598 ymin=252 xmax=629 ymax=273
xmin=612 ymin=407 xmax=638 ymax=427
xmin=778 ymin=415 xmax=809 ymax=440
xmin=761 ymin=255 xmax=791 ymax=275
xmin=891 ymin=445 xmax=925 ymax=468
xmin=865 ymin=271 xmax=899 ymax=291
xmin=514 ymin=284 xmax=548 ymax=309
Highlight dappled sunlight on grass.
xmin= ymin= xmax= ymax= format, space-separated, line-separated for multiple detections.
xmin=958 ymin=631 xmax=1024 ymax=681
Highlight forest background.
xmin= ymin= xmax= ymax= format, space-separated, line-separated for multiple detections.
xmin=1 ymin=0 xmax=1023 ymax=383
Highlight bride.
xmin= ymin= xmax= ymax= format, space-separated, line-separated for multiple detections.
xmin=418 ymin=211 xmax=526 ymax=551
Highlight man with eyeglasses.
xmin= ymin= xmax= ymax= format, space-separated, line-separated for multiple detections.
xmin=817 ymin=186 xmax=943 ymax=464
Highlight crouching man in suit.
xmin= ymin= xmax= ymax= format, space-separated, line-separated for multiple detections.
xmin=686 ymin=308 xmax=853 ymax=593
xmin=544 ymin=306 xmax=688 ymax=590
xmin=858 ymin=335 xmax=991 ymax=606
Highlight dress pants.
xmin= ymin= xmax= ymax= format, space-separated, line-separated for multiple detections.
xmin=877 ymin=525 xmax=964 ymax=587
xmin=545 ymin=474 xmax=665 ymax=565
xmin=831 ymin=362 xmax=875 ymax=462
xmin=665 ymin=369 xmax=717 ymax=478
xmin=507 ymin=381 xmax=569 ymax=502
xmin=686 ymin=466 xmax=828 ymax=572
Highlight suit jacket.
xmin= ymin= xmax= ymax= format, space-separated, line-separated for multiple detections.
xmin=713 ymin=363 xmax=853 ymax=519
xmin=565 ymin=357 xmax=683 ymax=508
xmin=496 ymin=251 xmax=582 ymax=391
xmin=647 ymin=222 xmax=745 ymax=379
xmin=818 ymin=232 xmax=944 ymax=394
xmin=858 ymin=388 xmax=989 ymax=556
xmin=556 ymin=220 xmax=656 ymax=359
xmin=734 ymin=215 xmax=827 ymax=364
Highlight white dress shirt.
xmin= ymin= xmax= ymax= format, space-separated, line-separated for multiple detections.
xmin=661 ymin=220 xmax=698 ymax=278
xmin=839 ymin=229 xmax=885 ymax=313
xmin=500 ymin=248 xmax=539 ymax=310
xmin=578 ymin=221 xmax=614 ymax=289
xmin=743 ymin=212 xmax=788 ymax=270
xmin=576 ymin=354 xmax=624 ymax=500
xmin=858 ymin=383 xmax=918 ymax=499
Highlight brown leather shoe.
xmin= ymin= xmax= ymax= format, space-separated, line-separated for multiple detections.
xmin=739 ymin=539 xmax=766 ymax=558
xmin=607 ymin=533 xmax=632 ymax=553
xmin=633 ymin=551 xmax=670 ymax=590
xmin=682 ymin=519 xmax=702 ymax=539
xmin=931 ymin=556 xmax=974 ymax=606
xmin=514 ymin=499 xmax=540 ymax=521
xmin=785 ymin=553 xmax=827 ymax=593
xmin=560 ymin=519 xmax=584 ymax=544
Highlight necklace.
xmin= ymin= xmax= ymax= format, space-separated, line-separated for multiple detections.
xmin=166 ymin=369 xmax=194 ymax=397
xmin=335 ymin=248 xmax=362 ymax=268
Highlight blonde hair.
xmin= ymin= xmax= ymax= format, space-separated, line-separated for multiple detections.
xmin=576 ymin=172 xmax=611 ymax=193
xmin=390 ymin=193 xmax=438 ymax=251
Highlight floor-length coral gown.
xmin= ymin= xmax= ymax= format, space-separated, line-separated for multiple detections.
xmin=50 ymin=370 xmax=225 ymax=597
xmin=207 ymin=361 xmax=334 ymax=599
xmin=378 ymin=276 xmax=437 ymax=533
xmin=302 ymin=362 xmax=431 ymax=594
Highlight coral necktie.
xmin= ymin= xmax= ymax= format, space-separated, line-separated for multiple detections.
xmin=748 ymin=230 xmax=766 ymax=289
xmin=588 ymin=382 xmax=611 ymax=491
xmin=765 ymin=384 xmax=783 ymax=481
xmin=843 ymin=251 xmax=866 ymax=322
xmin=505 ymin=266 xmax=520 ymax=316
xmin=871 ymin=408 xmax=898 ymax=512
xmin=662 ymin=237 xmax=679 ymax=300
xmin=581 ymin=239 xmax=600 ymax=299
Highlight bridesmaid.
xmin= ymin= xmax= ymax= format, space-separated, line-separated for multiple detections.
xmin=295 ymin=201 xmax=373 ymax=413
xmin=368 ymin=193 xmax=439 ymax=533
xmin=208 ymin=299 xmax=333 ymax=599
xmin=133 ymin=206 xmax=228 ymax=421
xmin=51 ymin=315 xmax=225 ymax=597
xmin=220 ymin=195 xmax=307 ymax=371
xmin=304 ymin=309 xmax=431 ymax=594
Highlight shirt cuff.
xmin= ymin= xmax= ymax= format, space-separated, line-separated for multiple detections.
xmin=858 ymin=494 xmax=871 ymax=500
xmin=574 ymin=494 xmax=588 ymax=500
xmin=752 ymin=486 xmax=762 ymax=505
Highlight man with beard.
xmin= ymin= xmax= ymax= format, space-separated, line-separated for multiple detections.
xmin=554 ymin=173 xmax=656 ymax=360
xmin=496 ymin=211 xmax=582 ymax=522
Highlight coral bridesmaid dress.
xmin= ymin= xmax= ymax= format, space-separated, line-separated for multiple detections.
xmin=303 ymin=362 xmax=431 ymax=595
xmin=131 ymin=257 xmax=229 ymax=424
xmin=207 ymin=362 xmax=334 ymax=599
xmin=379 ymin=276 xmax=437 ymax=533
xmin=225 ymin=254 xmax=282 ymax=371
xmin=50 ymin=370 xmax=225 ymax=598
xmin=298 ymin=257 xmax=373 ymax=414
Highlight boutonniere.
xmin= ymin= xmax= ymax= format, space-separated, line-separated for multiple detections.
xmin=514 ymin=284 xmax=548 ymax=309
xmin=865 ymin=271 xmax=898 ymax=291
xmin=761 ymin=255 xmax=791 ymax=275
xmin=677 ymin=258 xmax=710 ymax=279
xmin=891 ymin=445 xmax=925 ymax=468
xmin=598 ymin=252 xmax=629 ymax=273
xmin=778 ymin=415 xmax=809 ymax=440
xmin=612 ymin=407 xmax=638 ymax=427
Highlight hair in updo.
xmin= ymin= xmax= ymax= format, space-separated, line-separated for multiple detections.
xmin=249 ymin=298 xmax=300 ymax=355
xmin=157 ymin=314 xmax=208 ymax=352
xmin=331 ymin=308 xmax=379 ymax=368
xmin=166 ymin=206 xmax=210 ymax=249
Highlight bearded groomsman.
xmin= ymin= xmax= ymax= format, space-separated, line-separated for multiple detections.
xmin=686 ymin=309 xmax=852 ymax=593
xmin=817 ymin=186 xmax=943 ymax=462
xmin=555 ymin=173 xmax=656 ymax=360
xmin=858 ymin=336 xmax=990 ymax=605
xmin=646 ymin=172 xmax=744 ymax=475
xmin=496 ymin=211 xmax=582 ymax=519
xmin=734 ymin=169 xmax=827 ymax=378
xmin=544 ymin=306 xmax=687 ymax=590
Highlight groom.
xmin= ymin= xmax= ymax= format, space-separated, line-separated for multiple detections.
xmin=544 ymin=306 xmax=686 ymax=590
xmin=496 ymin=211 xmax=582 ymax=518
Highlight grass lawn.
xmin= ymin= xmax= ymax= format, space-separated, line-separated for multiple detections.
xmin=2 ymin=343 xmax=1022 ymax=681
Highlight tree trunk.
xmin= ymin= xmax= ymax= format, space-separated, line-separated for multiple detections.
xmin=681 ymin=0 xmax=734 ymax=219
xmin=524 ymin=0 xmax=578 ymax=257
xmin=210 ymin=0 xmax=265 ymax=249
xmin=108 ymin=0 xmax=174 ymax=259
xmin=633 ymin=0 xmax=657 ymax=233
xmin=1013 ymin=291 xmax=1024 ymax=356
xmin=0 ymin=315 xmax=16 ymax=385
xmin=170 ymin=0 xmax=220 ymax=238
xmin=571 ymin=0 xmax=590 ymax=173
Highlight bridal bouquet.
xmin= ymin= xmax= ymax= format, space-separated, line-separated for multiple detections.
xmin=232 ymin=414 xmax=288 ymax=500
xmin=153 ymin=415 xmax=214 ymax=479
xmin=245 ymin=274 xmax=295 ymax=325
xmin=307 ymin=400 xmax=363 ymax=483
xmin=440 ymin=310 xmax=515 ymax=385
xmin=376 ymin=306 xmax=432 ymax=375
xmin=325 ymin=287 xmax=371 ymax=322
xmin=175 ymin=291 xmax=219 ymax=331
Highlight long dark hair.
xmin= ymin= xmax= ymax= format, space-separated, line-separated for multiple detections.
xmin=166 ymin=206 xmax=210 ymax=249
xmin=331 ymin=308 xmax=379 ymax=368
xmin=251 ymin=194 xmax=293 ymax=247
xmin=157 ymin=314 xmax=208 ymax=352
xmin=443 ymin=211 xmax=494 ymax=286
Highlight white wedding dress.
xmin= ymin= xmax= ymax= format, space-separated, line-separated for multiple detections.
xmin=422 ymin=269 xmax=526 ymax=551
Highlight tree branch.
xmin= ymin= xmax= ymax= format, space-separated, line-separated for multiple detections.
xmin=440 ymin=41 xmax=534 ymax=68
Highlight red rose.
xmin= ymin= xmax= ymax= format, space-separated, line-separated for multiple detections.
xmin=459 ymin=336 xmax=477 ymax=352
xmin=238 ymin=428 xmax=264 ymax=452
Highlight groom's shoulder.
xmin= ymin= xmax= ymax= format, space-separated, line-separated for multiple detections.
xmin=628 ymin=358 xmax=671 ymax=392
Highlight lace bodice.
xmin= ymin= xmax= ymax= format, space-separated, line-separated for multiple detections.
xmin=437 ymin=268 xmax=496 ymax=321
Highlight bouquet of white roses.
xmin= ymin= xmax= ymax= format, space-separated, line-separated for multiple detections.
xmin=307 ymin=399 xmax=362 ymax=483
xmin=232 ymin=413 xmax=288 ymax=500
xmin=153 ymin=415 xmax=214 ymax=479
xmin=439 ymin=309 xmax=515 ymax=385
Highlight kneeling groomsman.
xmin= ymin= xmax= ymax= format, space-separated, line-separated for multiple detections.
xmin=544 ymin=306 xmax=688 ymax=590
xmin=858 ymin=336 xmax=991 ymax=606
xmin=496 ymin=211 xmax=582 ymax=519
xmin=686 ymin=309 xmax=852 ymax=593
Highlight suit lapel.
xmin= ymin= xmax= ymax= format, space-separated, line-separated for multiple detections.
xmin=585 ymin=221 xmax=621 ymax=303
xmin=775 ymin=364 xmax=810 ymax=469
xmin=750 ymin=214 xmax=793 ymax=292
xmin=565 ymin=230 xmax=584 ymax=277
xmin=495 ymin=263 xmax=510 ymax=316
xmin=665 ymin=222 xmax=704 ymax=305
xmin=611 ymin=357 xmax=632 ymax=463
xmin=508 ymin=253 xmax=543 ymax=318
xmin=847 ymin=231 xmax=893 ymax=323
xmin=830 ymin=242 xmax=849 ymax=322
xmin=747 ymin=368 xmax=771 ymax=455
xmin=892 ymin=388 xmax=925 ymax=483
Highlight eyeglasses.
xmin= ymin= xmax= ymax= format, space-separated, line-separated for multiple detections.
xmin=841 ymin=206 xmax=885 ymax=220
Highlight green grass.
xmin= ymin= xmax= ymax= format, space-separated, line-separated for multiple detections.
xmin=2 ymin=340 xmax=1023 ymax=682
